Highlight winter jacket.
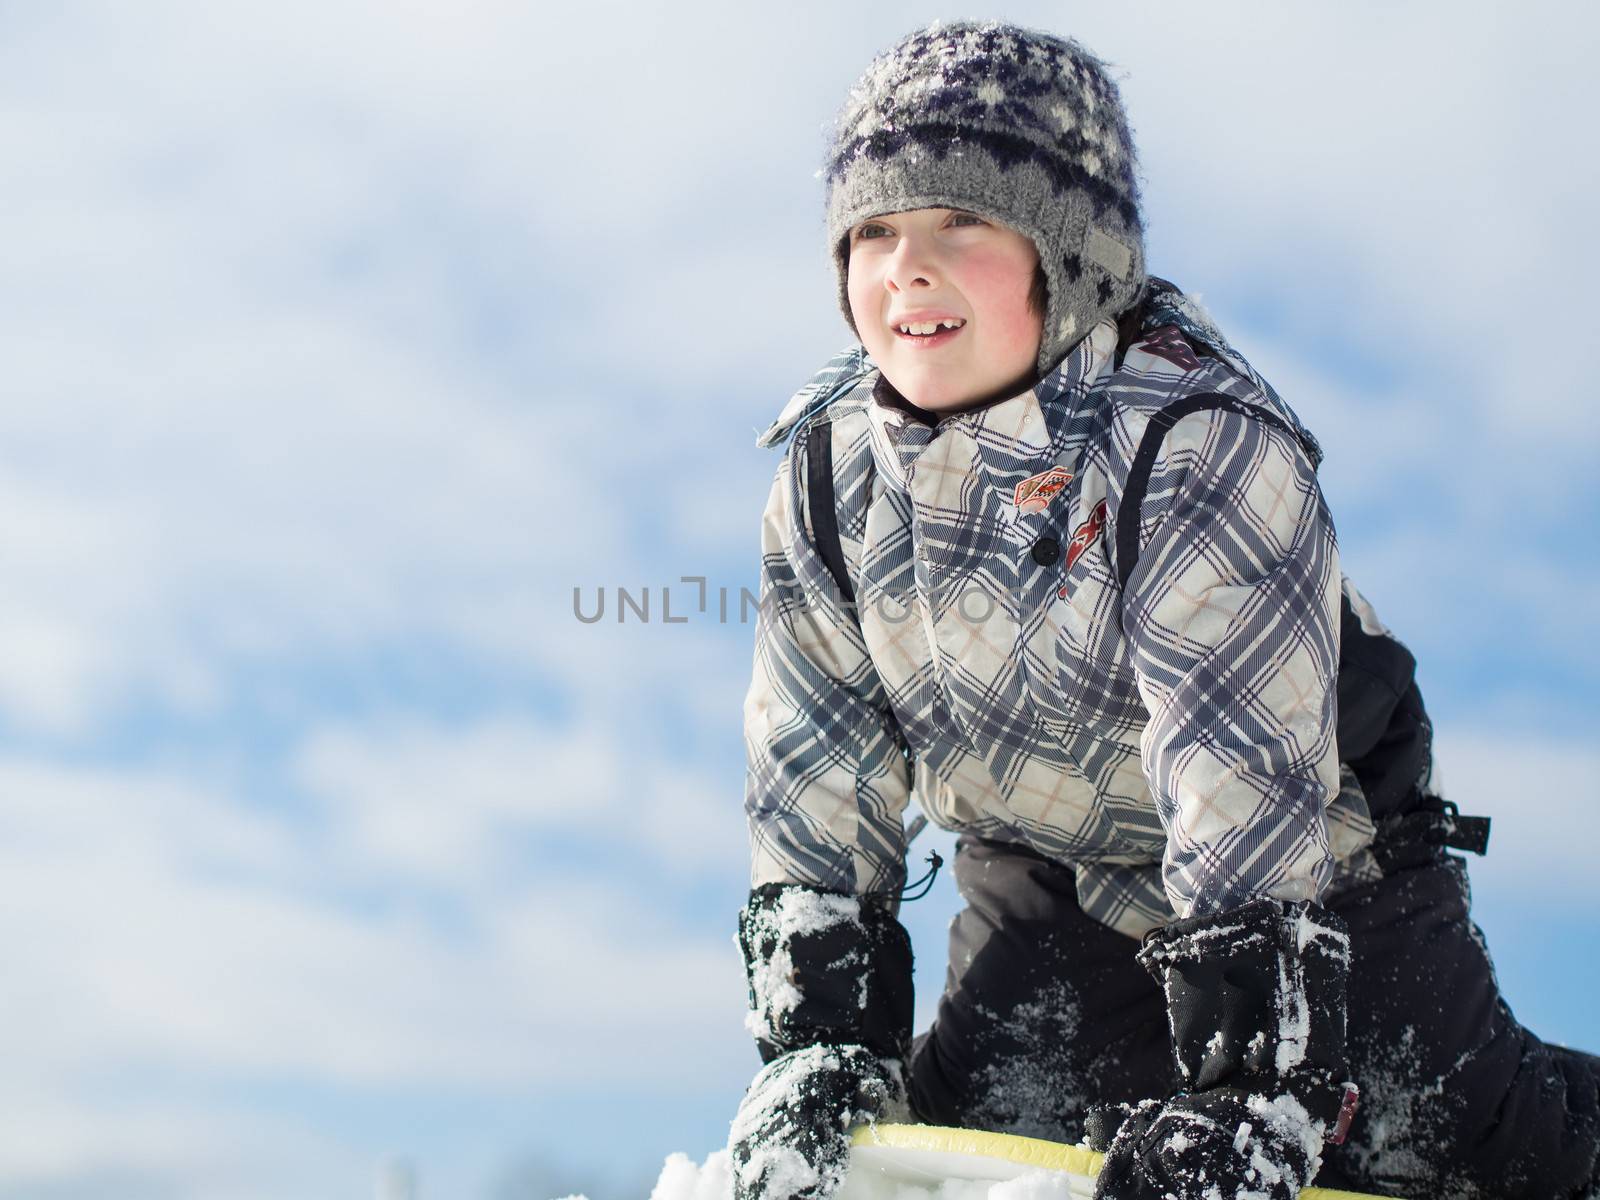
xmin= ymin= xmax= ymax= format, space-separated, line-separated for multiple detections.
xmin=743 ymin=278 xmax=1446 ymax=939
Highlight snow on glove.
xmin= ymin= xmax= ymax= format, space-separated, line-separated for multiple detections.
xmin=1094 ymin=1091 xmax=1318 ymax=1200
xmin=1092 ymin=898 xmax=1359 ymax=1200
xmin=729 ymin=883 xmax=914 ymax=1200
xmin=729 ymin=1042 xmax=905 ymax=1200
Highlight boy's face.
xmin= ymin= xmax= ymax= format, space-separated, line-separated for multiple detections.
xmin=846 ymin=207 xmax=1043 ymax=415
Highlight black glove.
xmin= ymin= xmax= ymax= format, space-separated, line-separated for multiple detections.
xmin=729 ymin=884 xmax=914 ymax=1200
xmin=1091 ymin=898 xmax=1360 ymax=1200
xmin=730 ymin=1043 xmax=905 ymax=1200
xmin=1093 ymin=1092 xmax=1318 ymax=1200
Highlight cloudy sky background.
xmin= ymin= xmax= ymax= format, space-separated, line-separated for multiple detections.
xmin=1 ymin=2 xmax=1596 ymax=1197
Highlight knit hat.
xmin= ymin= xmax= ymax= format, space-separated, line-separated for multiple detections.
xmin=824 ymin=20 xmax=1147 ymax=378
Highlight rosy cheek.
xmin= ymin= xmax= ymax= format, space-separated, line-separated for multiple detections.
xmin=975 ymin=286 xmax=1033 ymax=344
xmin=970 ymin=256 xmax=1040 ymax=345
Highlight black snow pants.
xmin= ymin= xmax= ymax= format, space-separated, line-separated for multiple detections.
xmin=906 ymin=835 xmax=1600 ymax=1199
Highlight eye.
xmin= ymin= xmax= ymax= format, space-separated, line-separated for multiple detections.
xmin=853 ymin=222 xmax=890 ymax=241
xmin=950 ymin=212 xmax=985 ymax=227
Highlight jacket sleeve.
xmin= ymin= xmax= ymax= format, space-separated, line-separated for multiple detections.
xmin=1118 ymin=404 xmax=1343 ymax=919
xmin=744 ymin=420 xmax=913 ymax=897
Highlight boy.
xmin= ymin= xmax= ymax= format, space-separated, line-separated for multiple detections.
xmin=729 ymin=20 xmax=1599 ymax=1200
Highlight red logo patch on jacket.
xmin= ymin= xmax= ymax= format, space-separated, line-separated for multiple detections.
xmin=1065 ymin=499 xmax=1108 ymax=571
xmin=1014 ymin=466 xmax=1073 ymax=514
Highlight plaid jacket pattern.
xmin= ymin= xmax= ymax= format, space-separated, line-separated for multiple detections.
xmin=744 ymin=283 xmax=1388 ymax=938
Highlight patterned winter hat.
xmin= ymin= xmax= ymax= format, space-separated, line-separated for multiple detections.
xmin=824 ymin=20 xmax=1148 ymax=377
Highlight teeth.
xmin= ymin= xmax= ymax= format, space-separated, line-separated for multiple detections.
xmin=897 ymin=318 xmax=964 ymax=335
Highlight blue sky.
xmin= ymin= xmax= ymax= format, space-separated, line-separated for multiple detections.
xmin=1 ymin=3 xmax=1596 ymax=1197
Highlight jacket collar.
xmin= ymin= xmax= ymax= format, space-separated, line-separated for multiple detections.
xmin=864 ymin=318 xmax=1120 ymax=492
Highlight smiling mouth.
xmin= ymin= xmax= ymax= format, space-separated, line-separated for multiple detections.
xmin=893 ymin=319 xmax=965 ymax=348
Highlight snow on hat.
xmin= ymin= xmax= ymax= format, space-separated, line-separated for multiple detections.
xmin=823 ymin=20 xmax=1147 ymax=377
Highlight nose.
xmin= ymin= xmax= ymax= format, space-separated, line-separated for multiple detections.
xmin=885 ymin=234 xmax=939 ymax=294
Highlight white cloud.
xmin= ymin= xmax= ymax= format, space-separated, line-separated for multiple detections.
xmin=0 ymin=746 xmax=746 ymax=1091
xmin=295 ymin=713 xmax=748 ymax=886
xmin=0 ymin=1087 xmax=373 ymax=1200
xmin=1431 ymin=727 xmax=1600 ymax=903
xmin=0 ymin=733 xmax=753 ymax=1194
xmin=1105 ymin=2 xmax=1600 ymax=400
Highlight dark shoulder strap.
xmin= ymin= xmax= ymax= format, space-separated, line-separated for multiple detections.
xmin=804 ymin=419 xmax=856 ymax=607
xmin=1112 ymin=392 xmax=1318 ymax=592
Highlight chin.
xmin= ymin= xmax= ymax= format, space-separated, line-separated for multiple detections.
xmin=894 ymin=370 xmax=1023 ymax=416
xmin=911 ymin=389 xmax=975 ymax=414
xmin=884 ymin=377 xmax=950 ymax=413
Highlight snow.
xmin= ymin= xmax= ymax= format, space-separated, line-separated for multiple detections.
xmin=1339 ymin=1022 xmax=1470 ymax=1195
xmin=744 ymin=960 xmax=803 ymax=1042
xmin=1294 ymin=907 xmax=1351 ymax=961
xmin=1246 ymin=1092 xmax=1321 ymax=1164
xmin=727 ymin=1046 xmax=846 ymax=1148
xmin=649 ymin=1151 xmax=731 ymax=1200
xmin=1276 ymin=905 xmax=1349 ymax=1075
xmin=744 ymin=891 xmax=866 ymax=1044
xmin=774 ymin=889 xmax=863 ymax=938
xmin=1273 ymin=947 xmax=1310 ymax=1074
xmin=648 ymin=1150 xmax=1083 ymax=1200
xmin=960 ymin=983 xmax=1086 ymax=1140
xmin=738 ymin=1143 xmax=821 ymax=1198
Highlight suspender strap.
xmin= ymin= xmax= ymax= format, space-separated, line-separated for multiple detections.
xmin=1112 ymin=392 xmax=1319 ymax=592
xmin=805 ymin=419 xmax=855 ymax=608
